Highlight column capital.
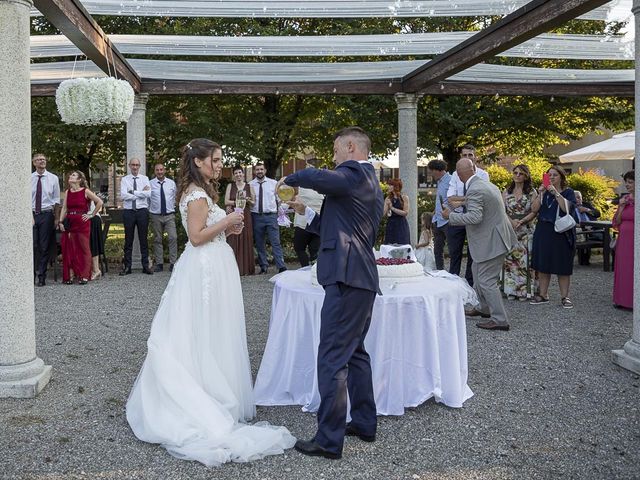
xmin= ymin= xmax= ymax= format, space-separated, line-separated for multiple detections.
xmin=0 ymin=0 xmax=33 ymax=8
xmin=394 ymin=92 xmax=422 ymax=109
xmin=133 ymin=93 xmax=149 ymax=109
xmin=633 ymin=0 xmax=640 ymax=15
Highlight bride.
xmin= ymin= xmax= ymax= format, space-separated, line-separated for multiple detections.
xmin=126 ymin=138 xmax=295 ymax=466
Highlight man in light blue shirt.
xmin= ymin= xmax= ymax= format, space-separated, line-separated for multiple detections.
xmin=427 ymin=159 xmax=451 ymax=270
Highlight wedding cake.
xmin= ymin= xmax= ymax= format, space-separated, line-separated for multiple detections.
xmin=310 ymin=256 xmax=424 ymax=286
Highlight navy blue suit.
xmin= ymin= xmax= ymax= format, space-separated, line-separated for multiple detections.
xmin=285 ymin=160 xmax=383 ymax=455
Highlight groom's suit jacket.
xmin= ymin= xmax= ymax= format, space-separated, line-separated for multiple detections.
xmin=448 ymin=175 xmax=517 ymax=262
xmin=285 ymin=160 xmax=383 ymax=293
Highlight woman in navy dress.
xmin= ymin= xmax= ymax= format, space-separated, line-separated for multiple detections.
xmin=530 ymin=166 xmax=577 ymax=309
xmin=383 ymin=178 xmax=410 ymax=245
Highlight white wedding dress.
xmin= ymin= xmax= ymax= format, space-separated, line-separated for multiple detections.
xmin=126 ymin=189 xmax=296 ymax=467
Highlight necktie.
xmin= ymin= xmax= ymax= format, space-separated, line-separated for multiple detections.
xmin=132 ymin=177 xmax=138 ymax=210
xmin=35 ymin=175 xmax=43 ymax=214
xmin=258 ymin=181 xmax=264 ymax=214
xmin=462 ymin=183 xmax=468 ymax=213
xmin=160 ymin=181 xmax=167 ymax=215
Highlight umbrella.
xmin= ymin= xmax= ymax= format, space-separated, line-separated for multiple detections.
xmin=559 ymin=131 xmax=635 ymax=163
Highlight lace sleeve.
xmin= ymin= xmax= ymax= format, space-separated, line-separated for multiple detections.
xmin=183 ymin=189 xmax=212 ymax=207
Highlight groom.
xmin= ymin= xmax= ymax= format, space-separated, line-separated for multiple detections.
xmin=279 ymin=127 xmax=383 ymax=459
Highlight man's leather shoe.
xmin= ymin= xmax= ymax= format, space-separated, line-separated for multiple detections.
xmin=259 ymin=267 xmax=268 ymax=274
xmin=294 ymin=439 xmax=341 ymax=460
xmin=476 ymin=320 xmax=510 ymax=331
xmin=169 ymin=264 xmax=174 ymax=272
xmin=154 ymin=264 xmax=164 ymax=273
xmin=142 ymin=267 xmax=154 ymax=275
xmin=278 ymin=267 xmax=288 ymax=273
xmin=345 ymin=423 xmax=375 ymax=442
xmin=465 ymin=308 xmax=491 ymax=318
xmin=37 ymin=278 xmax=46 ymax=287
xmin=119 ymin=268 xmax=132 ymax=276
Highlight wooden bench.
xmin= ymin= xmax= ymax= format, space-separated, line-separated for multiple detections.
xmin=575 ymin=221 xmax=614 ymax=271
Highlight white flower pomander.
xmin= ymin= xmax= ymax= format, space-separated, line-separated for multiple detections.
xmin=55 ymin=77 xmax=135 ymax=125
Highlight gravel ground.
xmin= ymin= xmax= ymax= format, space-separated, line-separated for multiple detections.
xmin=1 ymin=256 xmax=638 ymax=480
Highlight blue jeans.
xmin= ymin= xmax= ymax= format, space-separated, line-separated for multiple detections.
xmin=251 ymin=212 xmax=285 ymax=270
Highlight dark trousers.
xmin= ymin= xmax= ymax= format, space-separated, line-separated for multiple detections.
xmin=447 ymin=225 xmax=474 ymax=286
xmin=293 ymin=226 xmax=320 ymax=267
xmin=315 ymin=283 xmax=377 ymax=455
xmin=433 ymin=223 xmax=448 ymax=271
xmin=123 ymin=208 xmax=149 ymax=269
xmin=33 ymin=211 xmax=55 ymax=280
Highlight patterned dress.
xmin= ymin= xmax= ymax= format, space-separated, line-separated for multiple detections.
xmin=502 ymin=190 xmax=537 ymax=299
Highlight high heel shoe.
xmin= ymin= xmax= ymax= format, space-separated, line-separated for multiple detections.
xmin=79 ymin=278 xmax=88 ymax=285
xmin=91 ymin=271 xmax=102 ymax=281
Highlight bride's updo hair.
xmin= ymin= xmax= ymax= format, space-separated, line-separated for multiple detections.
xmin=177 ymin=138 xmax=221 ymax=203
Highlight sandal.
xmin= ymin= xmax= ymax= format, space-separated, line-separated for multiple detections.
xmin=530 ymin=295 xmax=549 ymax=305
xmin=78 ymin=279 xmax=88 ymax=285
xmin=561 ymin=297 xmax=574 ymax=309
xmin=64 ymin=280 xmax=73 ymax=285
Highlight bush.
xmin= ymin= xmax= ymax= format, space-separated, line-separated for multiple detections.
xmin=486 ymin=164 xmax=512 ymax=191
xmin=567 ymin=169 xmax=619 ymax=220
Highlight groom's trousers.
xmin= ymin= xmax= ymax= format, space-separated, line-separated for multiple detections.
xmin=315 ymin=282 xmax=377 ymax=455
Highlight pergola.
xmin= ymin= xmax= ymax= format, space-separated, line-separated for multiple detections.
xmin=1 ymin=0 xmax=638 ymax=399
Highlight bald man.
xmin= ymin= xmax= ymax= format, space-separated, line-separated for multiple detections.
xmin=443 ymin=158 xmax=517 ymax=331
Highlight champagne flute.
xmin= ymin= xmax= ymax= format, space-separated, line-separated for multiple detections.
xmin=235 ymin=190 xmax=247 ymax=213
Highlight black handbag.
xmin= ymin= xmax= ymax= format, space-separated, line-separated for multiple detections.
xmin=61 ymin=218 xmax=71 ymax=231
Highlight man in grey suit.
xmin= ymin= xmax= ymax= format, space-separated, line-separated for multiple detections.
xmin=443 ymin=158 xmax=517 ymax=331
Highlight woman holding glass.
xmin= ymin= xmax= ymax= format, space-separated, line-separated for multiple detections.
xmin=502 ymin=164 xmax=538 ymax=300
xmin=225 ymin=165 xmax=256 ymax=275
xmin=612 ymin=170 xmax=634 ymax=309
xmin=59 ymin=171 xmax=103 ymax=284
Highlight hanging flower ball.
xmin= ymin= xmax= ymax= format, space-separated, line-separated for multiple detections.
xmin=55 ymin=77 xmax=135 ymax=125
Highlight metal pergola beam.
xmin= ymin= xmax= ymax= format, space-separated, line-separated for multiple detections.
xmin=30 ymin=80 xmax=634 ymax=97
xmin=402 ymin=0 xmax=612 ymax=93
xmin=33 ymin=0 xmax=141 ymax=92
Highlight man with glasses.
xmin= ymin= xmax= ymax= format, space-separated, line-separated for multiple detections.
xmin=446 ymin=144 xmax=490 ymax=286
xmin=31 ymin=153 xmax=60 ymax=286
xmin=120 ymin=158 xmax=153 ymax=275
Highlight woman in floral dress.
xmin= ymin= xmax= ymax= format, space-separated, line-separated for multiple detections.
xmin=501 ymin=164 xmax=538 ymax=300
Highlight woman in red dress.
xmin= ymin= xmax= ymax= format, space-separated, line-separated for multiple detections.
xmin=612 ymin=170 xmax=635 ymax=309
xmin=59 ymin=171 xmax=103 ymax=284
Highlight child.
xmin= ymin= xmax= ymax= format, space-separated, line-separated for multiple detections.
xmin=415 ymin=212 xmax=437 ymax=271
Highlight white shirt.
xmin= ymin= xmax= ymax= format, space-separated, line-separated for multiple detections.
xmin=294 ymin=187 xmax=324 ymax=228
xmin=447 ymin=166 xmax=489 ymax=212
xmin=149 ymin=177 xmax=177 ymax=214
xmin=249 ymin=176 xmax=278 ymax=214
xmin=31 ymin=170 xmax=60 ymax=211
xmin=120 ymin=174 xmax=151 ymax=210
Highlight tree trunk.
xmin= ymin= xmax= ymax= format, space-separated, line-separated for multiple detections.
xmin=441 ymin=143 xmax=459 ymax=172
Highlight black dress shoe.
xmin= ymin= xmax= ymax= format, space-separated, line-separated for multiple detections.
xmin=259 ymin=267 xmax=268 ymax=274
xmin=345 ymin=423 xmax=376 ymax=442
xmin=279 ymin=267 xmax=288 ymax=273
xmin=169 ymin=264 xmax=174 ymax=272
xmin=119 ymin=268 xmax=132 ymax=276
xmin=142 ymin=267 xmax=154 ymax=275
xmin=154 ymin=264 xmax=164 ymax=273
xmin=294 ymin=439 xmax=341 ymax=460
xmin=476 ymin=320 xmax=510 ymax=331
xmin=37 ymin=278 xmax=46 ymax=287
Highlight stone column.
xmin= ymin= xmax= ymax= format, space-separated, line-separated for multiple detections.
xmin=0 ymin=0 xmax=52 ymax=398
xmin=612 ymin=0 xmax=640 ymax=374
xmin=395 ymin=93 xmax=422 ymax=244
xmin=126 ymin=94 xmax=149 ymax=269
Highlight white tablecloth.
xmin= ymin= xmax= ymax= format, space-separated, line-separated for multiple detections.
xmin=254 ymin=269 xmax=475 ymax=416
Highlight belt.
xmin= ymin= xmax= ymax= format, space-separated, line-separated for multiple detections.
xmin=126 ymin=207 xmax=148 ymax=211
xmin=252 ymin=212 xmax=276 ymax=215
xmin=33 ymin=209 xmax=53 ymax=214
xmin=67 ymin=211 xmax=86 ymax=215
xmin=150 ymin=212 xmax=175 ymax=215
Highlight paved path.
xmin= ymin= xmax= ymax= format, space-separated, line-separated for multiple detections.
xmin=1 ymin=257 xmax=638 ymax=479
